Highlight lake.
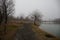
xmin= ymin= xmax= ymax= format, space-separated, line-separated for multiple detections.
xmin=40 ymin=23 xmax=60 ymax=38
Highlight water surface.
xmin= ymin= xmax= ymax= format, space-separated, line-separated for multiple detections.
xmin=40 ymin=23 xmax=60 ymax=38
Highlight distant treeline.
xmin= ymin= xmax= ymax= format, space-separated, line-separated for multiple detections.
xmin=53 ymin=18 xmax=60 ymax=24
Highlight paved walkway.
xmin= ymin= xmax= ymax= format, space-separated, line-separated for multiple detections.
xmin=14 ymin=23 xmax=37 ymax=40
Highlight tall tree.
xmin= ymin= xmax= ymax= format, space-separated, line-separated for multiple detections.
xmin=2 ymin=0 xmax=14 ymax=23
xmin=0 ymin=0 xmax=14 ymax=34
xmin=0 ymin=8 xmax=2 ymax=25
xmin=0 ymin=0 xmax=3 ymax=25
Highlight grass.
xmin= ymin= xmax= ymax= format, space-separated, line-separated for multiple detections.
xmin=0 ymin=21 xmax=22 ymax=40
xmin=0 ymin=21 xmax=60 ymax=40
xmin=6 ymin=24 xmax=17 ymax=32
xmin=32 ymin=24 xmax=60 ymax=40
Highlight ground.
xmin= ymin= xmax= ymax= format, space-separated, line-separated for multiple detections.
xmin=0 ymin=21 xmax=60 ymax=40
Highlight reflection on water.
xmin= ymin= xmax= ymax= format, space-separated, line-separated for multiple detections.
xmin=40 ymin=23 xmax=60 ymax=38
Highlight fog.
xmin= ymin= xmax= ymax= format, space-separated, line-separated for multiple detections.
xmin=14 ymin=0 xmax=60 ymax=20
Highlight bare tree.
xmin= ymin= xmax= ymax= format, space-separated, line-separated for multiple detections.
xmin=0 ymin=0 xmax=3 ymax=25
xmin=32 ymin=10 xmax=42 ymax=26
xmin=0 ymin=8 xmax=2 ymax=25
xmin=0 ymin=0 xmax=14 ymax=34
xmin=2 ymin=0 xmax=14 ymax=23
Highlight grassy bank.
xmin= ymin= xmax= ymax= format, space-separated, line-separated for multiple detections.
xmin=32 ymin=24 xmax=60 ymax=40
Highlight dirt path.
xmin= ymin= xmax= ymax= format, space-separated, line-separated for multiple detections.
xmin=14 ymin=23 xmax=37 ymax=40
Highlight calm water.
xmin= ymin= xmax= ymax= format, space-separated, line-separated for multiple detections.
xmin=40 ymin=23 xmax=60 ymax=38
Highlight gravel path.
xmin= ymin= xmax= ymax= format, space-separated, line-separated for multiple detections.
xmin=14 ymin=23 xmax=37 ymax=40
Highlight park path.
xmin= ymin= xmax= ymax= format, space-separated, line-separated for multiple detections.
xmin=14 ymin=23 xmax=37 ymax=40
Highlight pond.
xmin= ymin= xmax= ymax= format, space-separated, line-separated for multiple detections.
xmin=40 ymin=23 xmax=60 ymax=38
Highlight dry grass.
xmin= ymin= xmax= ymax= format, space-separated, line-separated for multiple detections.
xmin=0 ymin=21 xmax=23 ymax=40
xmin=32 ymin=24 xmax=60 ymax=40
xmin=0 ymin=21 xmax=60 ymax=40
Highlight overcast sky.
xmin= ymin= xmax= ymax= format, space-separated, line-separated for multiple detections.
xmin=14 ymin=0 xmax=60 ymax=20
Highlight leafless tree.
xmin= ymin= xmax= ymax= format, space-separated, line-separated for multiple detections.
xmin=0 ymin=0 xmax=14 ymax=34
xmin=2 ymin=0 xmax=14 ymax=23
xmin=31 ymin=10 xmax=42 ymax=26
xmin=0 ymin=8 xmax=2 ymax=25
xmin=0 ymin=0 xmax=3 ymax=25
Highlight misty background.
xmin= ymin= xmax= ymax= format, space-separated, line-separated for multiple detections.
xmin=14 ymin=0 xmax=60 ymax=21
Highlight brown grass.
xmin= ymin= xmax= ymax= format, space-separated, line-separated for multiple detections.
xmin=0 ymin=21 xmax=23 ymax=40
xmin=0 ymin=21 xmax=60 ymax=40
xmin=32 ymin=24 xmax=60 ymax=40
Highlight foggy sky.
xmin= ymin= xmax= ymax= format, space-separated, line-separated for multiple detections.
xmin=14 ymin=0 xmax=60 ymax=20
